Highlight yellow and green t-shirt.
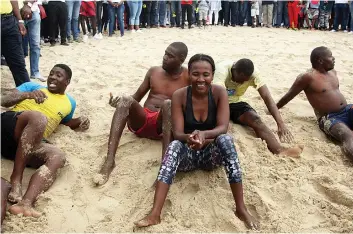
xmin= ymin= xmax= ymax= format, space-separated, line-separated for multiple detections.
xmin=12 ymin=82 xmax=76 ymax=138
xmin=0 ymin=0 xmax=13 ymax=14
xmin=214 ymin=60 xmax=265 ymax=104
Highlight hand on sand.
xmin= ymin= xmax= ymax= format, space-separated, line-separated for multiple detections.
xmin=78 ymin=116 xmax=90 ymax=131
xmin=9 ymin=200 xmax=41 ymax=218
xmin=279 ymin=145 xmax=304 ymax=158
xmin=93 ymin=161 xmax=116 ymax=186
xmin=278 ymin=125 xmax=294 ymax=143
xmin=235 ymin=208 xmax=259 ymax=230
xmin=109 ymin=92 xmax=120 ymax=108
xmin=8 ymin=183 xmax=22 ymax=203
xmin=134 ymin=214 xmax=161 ymax=228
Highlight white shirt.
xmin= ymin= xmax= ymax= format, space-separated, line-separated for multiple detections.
xmin=335 ymin=0 xmax=348 ymax=3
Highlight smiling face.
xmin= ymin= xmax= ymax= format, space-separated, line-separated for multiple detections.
xmin=189 ymin=60 xmax=213 ymax=94
xmin=47 ymin=67 xmax=70 ymax=94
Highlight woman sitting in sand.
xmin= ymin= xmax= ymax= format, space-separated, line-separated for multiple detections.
xmin=134 ymin=54 xmax=259 ymax=230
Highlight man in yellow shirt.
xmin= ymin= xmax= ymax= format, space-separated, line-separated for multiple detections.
xmin=214 ymin=59 xmax=303 ymax=157
xmin=1 ymin=0 xmax=31 ymax=86
xmin=1 ymin=64 xmax=90 ymax=217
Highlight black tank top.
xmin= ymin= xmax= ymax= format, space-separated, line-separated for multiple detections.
xmin=184 ymin=86 xmax=217 ymax=134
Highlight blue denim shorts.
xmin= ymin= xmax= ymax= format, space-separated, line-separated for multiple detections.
xmin=318 ymin=104 xmax=353 ymax=136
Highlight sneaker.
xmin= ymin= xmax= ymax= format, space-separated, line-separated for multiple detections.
xmin=98 ymin=33 xmax=103 ymax=39
xmin=83 ymin=34 xmax=88 ymax=42
xmin=30 ymin=76 xmax=47 ymax=82
xmin=67 ymin=37 xmax=73 ymax=43
xmin=93 ymin=34 xmax=100 ymax=39
xmin=330 ymin=29 xmax=336 ymax=32
xmin=136 ymin=29 xmax=143 ymax=33
xmin=343 ymin=30 xmax=348 ymax=33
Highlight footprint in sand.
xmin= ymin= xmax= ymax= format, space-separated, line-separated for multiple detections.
xmin=313 ymin=180 xmax=353 ymax=208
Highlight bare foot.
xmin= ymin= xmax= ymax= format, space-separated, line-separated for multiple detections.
xmin=279 ymin=145 xmax=304 ymax=158
xmin=134 ymin=214 xmax=161 ymax=228
xmin=8 ymin=183 xmax=22 ymax=203
xmin=8 ymin=200 xmax=41 ymax=218
xmin=93 ymin=161 xmax=116 ymax=186
xmin=235 ymin=208 xmax=259 ymax=230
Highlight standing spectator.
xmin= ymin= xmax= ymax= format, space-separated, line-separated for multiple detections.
xmin=229 ymin=0 xmax=237 ymax=26
xmin=221 ymin=0 xmax=230 ymax=26
xmin=128 ymin=0 xmax=143 ymax=31
xmin=197 ymin=0 xmax=209 ymax=27
xmin=170 ymin=0 xmax=181 ymax=27
xmin=277 ymin=0 xmax=289 ymax=27
xmin=152 ymin=0 xmax=166 ymax=27
xmin=140 ymin=1 xmax=152 ymax=28
xmin=349 ymin=1 xmax=353 ymax=34
xmin=21 ymin=1 xmax=45 ymax=82
xmin=80 ymin=0 xmax=98 ymax=41
xmin=209 ymin=0 xmax=222 ymax=25
xmin=305 ymin=0 xmax=320 ymax=29
xmin=108 ymin=0 xmax=125 ymax=36
xmin=1 ymin=0 xmax=30 ymax=86
xmin=288 ymin=0 xmax=299 ymax=30
xmin=102 ymin=1 xmax=109 ymax=31
xmin=251 ymin=0 xmax=260 ymax=27
xmin=181 ymin=0 xmax=193 ymax=28
xmin=272 ymin=0 xmax=277 ymax=26
xmin=66 ymin=0 xmax=81 ymax=43
xmin=319 ymin=0 xmax=334 ymax=30
xmin=96 ymin=0 xmax=104 ymax=38
xmin=332 ymin=0 xmax=349 ymax=32
xmin=48 ymin=0 xmax=69 ymax=46
xmin=262 ymin=0 xmax=274 ymax=27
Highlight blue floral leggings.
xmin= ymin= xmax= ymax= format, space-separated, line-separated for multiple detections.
xmin=157 ymin=134 xmax=242 ymax=185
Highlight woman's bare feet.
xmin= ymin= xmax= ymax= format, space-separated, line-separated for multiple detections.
xmin=93 ymin=161 xmax=116 ymax=186
xmin=134 ymin=214 xmax=161 ymax=228
xmin=235 ymin=208 xmax=259 ymax=230
xmin=8 ymin=200 xmax=41 ymax=218
xmin=8 ymin=183 xmax=22 ymax=203
xmin=279 ymin=145 xmax=304 ymax=158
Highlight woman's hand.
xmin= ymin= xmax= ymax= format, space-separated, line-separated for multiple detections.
xmin=187 ymin=130 xmax=206 ymax=150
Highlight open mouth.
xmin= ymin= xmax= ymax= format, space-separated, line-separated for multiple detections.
xmin=48 ymin=82 xmax=57 ymax=88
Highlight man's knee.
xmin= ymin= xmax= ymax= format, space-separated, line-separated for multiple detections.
xmin=29 ymin=111 xmax=48 ymax=131
xmin=48 ymin=151 xmax=66 ymax=168
xmin=116 ymin=95 xmax=135 ymax=109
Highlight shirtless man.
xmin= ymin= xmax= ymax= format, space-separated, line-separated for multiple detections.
xmin=277 ymin=46 xmax=353 ymax=161
xmin=93 ymin=42 xmax=190 ymax=185
xmin=214 ymin=59 xmax=303 ymax=157
xmin=1 ymin=64 xmax=90 ymax=217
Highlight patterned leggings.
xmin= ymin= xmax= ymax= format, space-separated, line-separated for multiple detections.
xmin=157 ymin=134 xmax=242 ymax=185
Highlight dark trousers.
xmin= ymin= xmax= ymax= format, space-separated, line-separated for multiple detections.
xmin=141 ymin=1 xmax=152 ymax=27
xmin=102 ymin=3 xmax=109 ymax=31
xmin=229 ymin=1 xmax=238 ymax=25
xmin=222 ymin=1 xmax=230 ymax=25
xmin=1 ymin=15 xmax=30 ymax=86
xmin=48 ymin=1 xmax=68 ymax=44
xmin=181 ymin=4 xmax=192 ymax=28
xmin=96 ymin=1 xmax=103 ymax=33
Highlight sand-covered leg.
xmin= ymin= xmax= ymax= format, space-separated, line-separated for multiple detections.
xmin=9 ymin=143 xmax=66 ymax=217
xmin=329 ymin=123 xmax=353 ymax=161
xmin=8 ymin=111 xmax=47 ymax=203
xmin=93 ymin=95 xmax=146 ymax=186
xmin=214 ymin=134 xmax=259 ymax=230
xmin=1 ymin=178 xmax=11 ymax=225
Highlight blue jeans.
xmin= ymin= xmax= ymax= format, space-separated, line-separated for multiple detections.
xmin=153 ymin=0 xmax=166 ymax=26
xmin=1 ymin=15 xmax=30 ymax=86
xmin=66 ymin=0 xmax=81 ymax=40
xmin=334 ymin=3 xmax=349 ymax=31
xmin=277 ymin=1 xmax=289 ymax=27
xmin=23 ymin=11 xmax=41 ymax=78
xmin=128 ymin=0 xmax=143 ymax=26
xmin=350 ymin=2 xmax=353 ymax=31
xmin=170 ymin=1 xmax=181 ymax=26
xmin=108 ymin=4 xmax=125 ymax=36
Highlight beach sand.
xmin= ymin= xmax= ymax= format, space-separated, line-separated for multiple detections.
xmin=1 ymin=26 xmax=353 ymax=232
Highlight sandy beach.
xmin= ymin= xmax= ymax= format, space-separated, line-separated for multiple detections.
xmin=1 ymin=26 xmax=353 ymax=232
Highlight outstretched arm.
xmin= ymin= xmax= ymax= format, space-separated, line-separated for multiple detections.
xmin=277 ymin=73 xmax=311 ymax=109
xmin=131 ymin=67 xmax=153 ymax=102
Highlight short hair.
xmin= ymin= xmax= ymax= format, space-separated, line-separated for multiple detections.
xmin=169 ymin=42 xmax=188 ymax=61
xmin=310 ymin=46 xmax=329 ymax=66
xmin=188 ymin=54 xmax=215 ymax=73
xmin=232 ymin=59 xmax=254 ymax=77
xmin=54 ymin=64 xmax=72 ymax=80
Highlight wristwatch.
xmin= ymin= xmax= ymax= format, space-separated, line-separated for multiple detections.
xmin=19 ymin=20 xmax=25 ymax=24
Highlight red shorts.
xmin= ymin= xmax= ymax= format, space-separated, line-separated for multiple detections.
xmin=80 ymin=2 xmax=96 ymax=17
xmin=128 ymin=108 xmax=162 ymax=140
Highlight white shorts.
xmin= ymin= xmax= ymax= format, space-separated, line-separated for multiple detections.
xmin=199 ymin=10 xmax=208 ymax=20
xmin=251 ymin=2 xmax=259 ymax=17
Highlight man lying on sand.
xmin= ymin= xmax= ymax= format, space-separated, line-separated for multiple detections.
xmin=93 ymin=42 xmax=190 ymax=186
xmin=214 ymin=59 xmax=303 ymax=157
xmin=277 ymin=46 xmax=353 ymax=161
xmin=135 ymin=54 xmax=259 ymax=230
xmin=1 ymin=64 xmax=90 ymax=217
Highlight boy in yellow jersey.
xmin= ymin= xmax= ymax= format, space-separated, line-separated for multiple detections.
xmin=1 ymin=64 xmax=90 ymax=217
xmin=214 ymin=59 xmax=303 ymax=157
